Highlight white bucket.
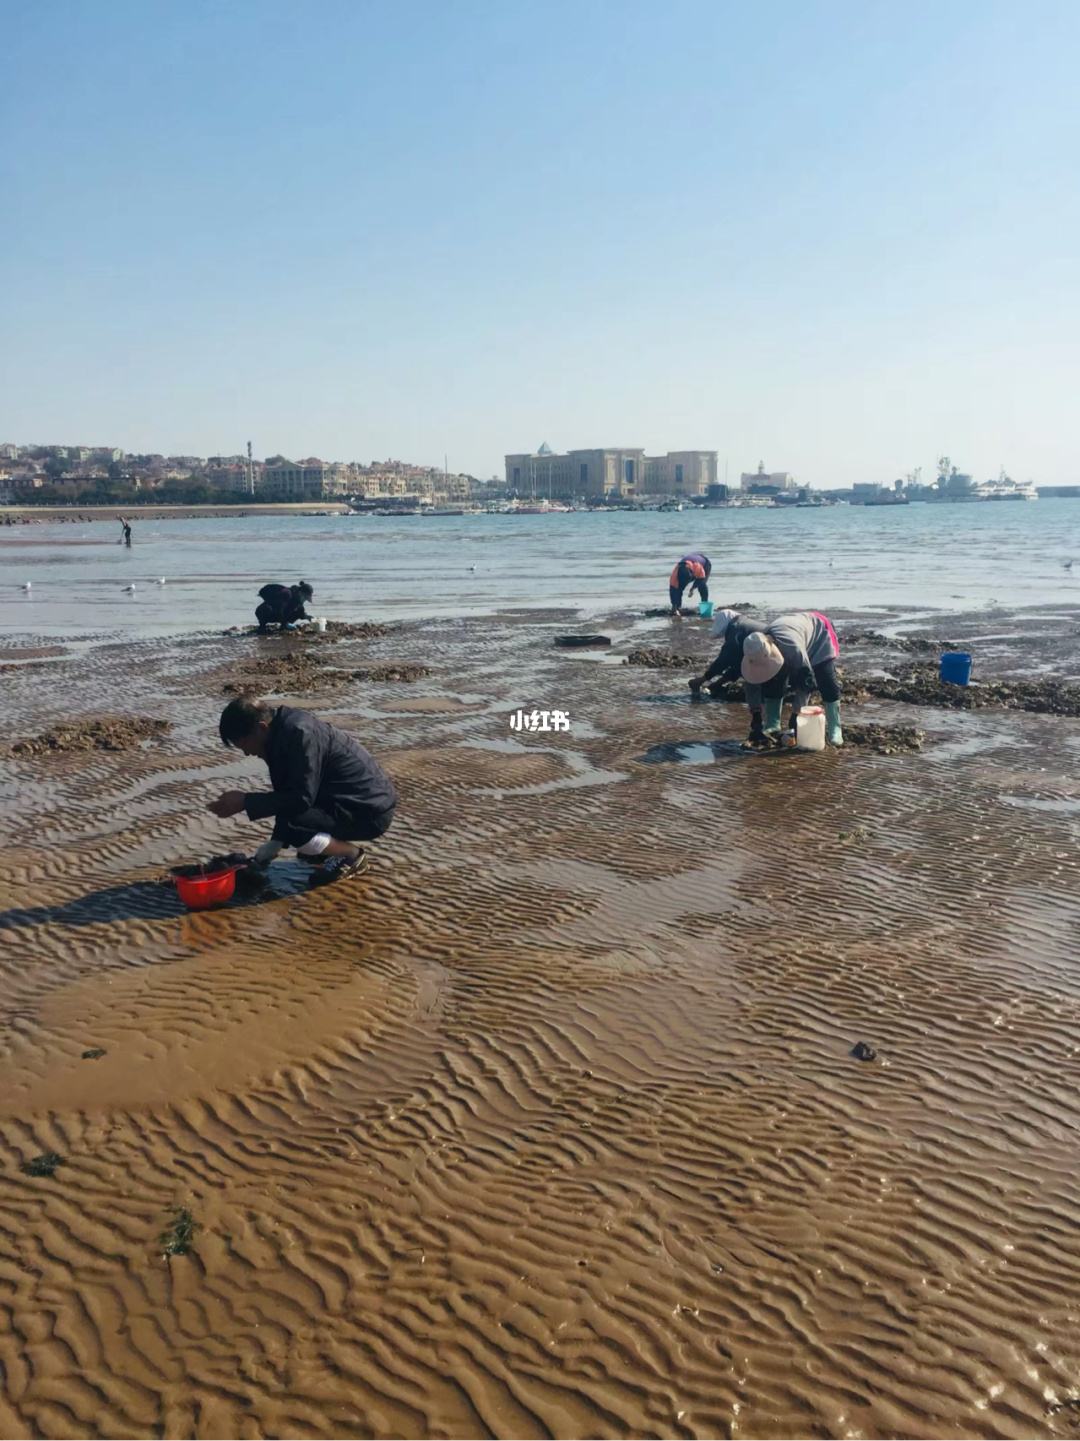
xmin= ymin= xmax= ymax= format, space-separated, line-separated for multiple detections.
xmin=795 ymin=705 xmax=826 ymax=751
xmin=316 ymin=617 xmax=327 ymax=633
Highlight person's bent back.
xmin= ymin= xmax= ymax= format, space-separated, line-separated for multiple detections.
xmin=208 ymin=698 xmax=397 ymax=886
xmin=255 ymin=580 xmax=314 ymax=631
xmin=668 ymin=552 xmax=711 ymax=615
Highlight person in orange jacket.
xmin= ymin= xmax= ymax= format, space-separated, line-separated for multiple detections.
xmin=668 ymin=552 xmax=711 ymax=615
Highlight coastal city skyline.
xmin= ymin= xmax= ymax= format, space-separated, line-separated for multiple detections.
xmin=1 ymin=436 xmax=1062 ymax=507
xmin=4 ymin=1 xmax=1079 ymax=488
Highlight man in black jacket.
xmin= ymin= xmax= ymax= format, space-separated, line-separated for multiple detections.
xmin=208 ymin=700 xmax=397 ymax=886
xmin=255 ymin=581 xmax=313 ymax=631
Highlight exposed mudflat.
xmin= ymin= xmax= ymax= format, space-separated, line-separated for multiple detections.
xmin=642 ymin=600 xmax=755 ymax=618
xmin=0 ymin=645 xmax=68 ymax=662
xmin=2 ymin=606 xmax=1080 ymax=1440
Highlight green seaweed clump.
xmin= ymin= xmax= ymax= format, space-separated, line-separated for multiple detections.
xmin=161 ymin=1206 xmax=197 ymax=1257
xmin=22 ymin=1152 xmax=63 ymax=1178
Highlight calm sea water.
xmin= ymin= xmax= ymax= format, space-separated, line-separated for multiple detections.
xmin=2 ymin=501 xmax=1078 ymax=637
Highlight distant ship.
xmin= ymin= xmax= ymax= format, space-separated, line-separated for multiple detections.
xmin=508 ymin=499 xmax=571 ymax=514
xmin=972 ymin=470 xmax=1038 ymax=501
xmin=863 ymin=491 xmax=910 ymax=506
xmin=932 ymin=459 xmax=1038 ymax=502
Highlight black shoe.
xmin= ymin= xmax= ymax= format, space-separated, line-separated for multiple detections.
xmin=307 ymin=851 xmax=367 ymax=888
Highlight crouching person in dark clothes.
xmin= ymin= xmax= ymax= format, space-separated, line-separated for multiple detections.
xmin=688 ymin=608 xmax=765 ymax=699
xmin=209 ymin=699 xmax=397 ymax=886
xmin=255 ymin=580 xmax=313 ymax=631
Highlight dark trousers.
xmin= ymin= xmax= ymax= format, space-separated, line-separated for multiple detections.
xmin=279 ymin=803 xmax=395 ymax=849
xmin=669 ymin=580 xmax=709 ymax=610
xmin=256 ymin=600 xmax=288 ymax=629
xmin=761 ymin=658 xmax=841 ymax=704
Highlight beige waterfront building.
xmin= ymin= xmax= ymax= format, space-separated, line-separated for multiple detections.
xmin=505 ymin=444 xmax=716 ymax=500
xmin=643 ymin=451 xmax=718 ymax=496
xmin=259 ymin=459 xmax=354 ymax=499
xmin=740 ymin=462 xmax=795 ymax=493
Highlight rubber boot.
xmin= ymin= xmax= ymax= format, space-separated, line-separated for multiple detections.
xmin=763 ymin=697 xmax=783 ymax=735
xmin=825 ymin=700 xmax=843 ymax=746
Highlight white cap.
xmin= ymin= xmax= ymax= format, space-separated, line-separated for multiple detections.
xmin=710 ymin=608 xmax=741 ymax=637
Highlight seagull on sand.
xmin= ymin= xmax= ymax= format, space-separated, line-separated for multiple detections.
xmin=122 ymin=583 xmax=137 ymax=593
xmin=21 ymin=581 xmax=32 ymax=590
xmin=156 ymin=577 xmax=166 ymax=585
xmin=1066 ymin=559 xmax=1074 ymax=570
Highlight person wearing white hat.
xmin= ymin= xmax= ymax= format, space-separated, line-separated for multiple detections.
xmin=742 ymin=611 xmax=843 ymax=746
xmin=703 ymin=618 xmax=783 ymax=747
xmin=688 ymin=608 xmax=767 ymax=725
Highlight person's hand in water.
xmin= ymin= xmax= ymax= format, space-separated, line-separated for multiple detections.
xmin=208 ymin=790 xmax=246 ymax=818
xmin=252 ymin=839 xmax=283 ymax=868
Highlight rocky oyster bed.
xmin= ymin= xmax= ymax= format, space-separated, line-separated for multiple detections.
xmin=853 ymin=666 xmax=1080 ymax=717
xmin=625 ymin=648 xmax=699 ymax=669
xmin=222 ymin=652 xmax=347 ymax=695
xmin=351 ymin=663 xmax=431 ymax=683
xmin=2 ymin=716 xmax=170 ymax=758
xmin=224 ymin=619 xmax=389 ymax=641
xmin=841 ymin=630 xmax=962 ymax=654
xmin=842 ymin=722 xmax=925 ymax=755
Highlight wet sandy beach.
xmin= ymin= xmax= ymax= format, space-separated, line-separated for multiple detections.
xmin=2 ymin=607 xmax=1080 ymax=1439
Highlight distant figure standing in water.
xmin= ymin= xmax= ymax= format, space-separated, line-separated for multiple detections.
xmin=255 ymin=580 xmax=314 ymax=631
xmin=119 ymin=516 xmax=132 ymax=546
xmin=668 ymin=552 xmax=710 ymax=616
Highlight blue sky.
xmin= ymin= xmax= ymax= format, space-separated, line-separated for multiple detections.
xmin=3 ymin=0 xmax=1078 ymax=485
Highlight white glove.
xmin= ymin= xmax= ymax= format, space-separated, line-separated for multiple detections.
xmin=252 ymin=839 xmax=284 ymax=868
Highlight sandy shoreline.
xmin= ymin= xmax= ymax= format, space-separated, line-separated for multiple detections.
xmin=0 ymin=503 xmax=353 ymax=523
xmin=2 ymin=607 xmax=1080 ymax=1439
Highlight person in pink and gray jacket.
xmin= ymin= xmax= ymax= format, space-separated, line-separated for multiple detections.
xmin=740 ymin=610 xmax=843 ymax=746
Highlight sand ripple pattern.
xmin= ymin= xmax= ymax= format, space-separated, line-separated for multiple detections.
xmin=2 ymin=618 xmax=1080 ymax=1438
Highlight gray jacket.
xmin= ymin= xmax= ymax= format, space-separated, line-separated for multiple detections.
xmin=744 ymin=611 xmax=838 ymax=707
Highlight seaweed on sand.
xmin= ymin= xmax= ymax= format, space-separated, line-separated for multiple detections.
xmin=21 ymin=1152 xmax=63 ymax=1177
xmin=161 ymin=1207 xmax=197 ymax=1257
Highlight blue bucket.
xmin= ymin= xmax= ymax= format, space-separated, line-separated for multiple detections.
xmin=698 ymin=600 xmax=714 ymax=620
xmin=940 ymin=651 xmax=972 ymax=686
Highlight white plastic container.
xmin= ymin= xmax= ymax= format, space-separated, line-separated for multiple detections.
xmin=316 ymin=617 xmax=327 ymax=633
xmin=795 ymin=705 xmax=826 ymax=752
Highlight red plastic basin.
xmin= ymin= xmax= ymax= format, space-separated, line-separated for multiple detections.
xmin=174 ymin=867 xmax=238 ymax=910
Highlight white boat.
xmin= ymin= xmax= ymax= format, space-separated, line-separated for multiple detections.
xmin=933 ymin=459 xmax=1038 ymax=501
xmin=508 ymin=499 xmax=571 ymax=514
xmin=973 ymin=470 xmax=1038 ymax=500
